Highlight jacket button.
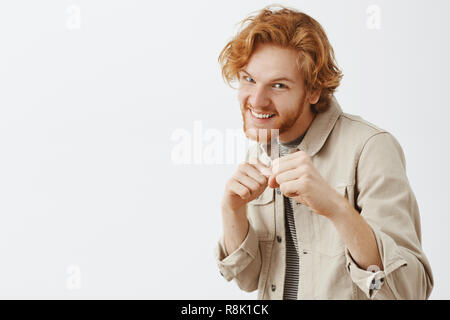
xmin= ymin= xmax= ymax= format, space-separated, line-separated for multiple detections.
xmin=271 ymin=284 xmax=276 ymax=292
xmin=276 ymin=236 xmax=282 ymax=243
xmin=276 ymin=189 xmax=281 ymax=195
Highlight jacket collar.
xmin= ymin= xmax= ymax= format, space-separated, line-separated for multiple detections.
xmin=295 ymin=95 xmax=343 ymax=157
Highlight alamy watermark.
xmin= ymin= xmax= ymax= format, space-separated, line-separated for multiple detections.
xmin=366 ymin=4 xmax=381 ymax=30
xmin=66 ymin=265 xmax=82 ymax=290
xmin=66 ymin=5 xmax=81 ymax=30
xmin=170 ymin=121 xmax=279 ymax=166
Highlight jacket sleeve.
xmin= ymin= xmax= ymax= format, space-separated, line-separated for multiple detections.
xmin=214 ymin=221 xmax=262 ymax=292
xmin=345 ymin=132 xmax=434 ymax=299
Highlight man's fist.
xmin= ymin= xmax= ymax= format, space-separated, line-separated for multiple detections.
xmin=268 ymin=150 xmax=342 ymax=216
xmin=222 ymin=158 xmax=272 ymax=212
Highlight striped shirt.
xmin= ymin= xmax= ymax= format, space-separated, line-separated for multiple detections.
xmin=278 ymin=133 xmax=305 ymax=300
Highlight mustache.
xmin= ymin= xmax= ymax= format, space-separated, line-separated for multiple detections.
xmin=243 ymin=102 xmax=277 ymax=114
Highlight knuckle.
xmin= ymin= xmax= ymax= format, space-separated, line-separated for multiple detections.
xmin=247 ymin=156 xmax=258 ymax=165
xmin=248 ymin=180 xmax=258 ymax=191
xmin=234 ymin=170 xmax=243 ymax=180
xmin=303 ymin=169 xmax=311 ymax=179
xmin=227 ymin=182 xmax=238 ymax=193
xmin=238 ymin=162 xmax=248 ymax=171
xmin=260 ymin=175 xmax=268 ymax=185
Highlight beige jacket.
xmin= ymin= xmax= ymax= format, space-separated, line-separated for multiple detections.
xmin=214 ymin=96 xmax=433 ymax=300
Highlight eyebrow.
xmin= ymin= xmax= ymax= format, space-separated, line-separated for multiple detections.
xmin=240 ymin=69 xmax=295 ymax=84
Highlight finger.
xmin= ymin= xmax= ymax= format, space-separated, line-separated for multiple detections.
xmin=243 ymin=163 xmax=268 ymax=186
xmin=268 ymin=174 xmax=279 ymax=189
xmin=235 ymin=172 xmax=261 ymax=196
xmin=271 ymin=149 xmax=307 ymax=173
xmin=271 ymin=164 xmax=309 ymax=189
xmin=282 ymin=149 xmax=305 ymax=160
xmin=247 ymin=157 xmax=272 ymax=177
xmin=257 ymin=166 xmax=273 ymax=178
xmin=275 ymin=168 xmax=301 ymax=185
xmin=271 ymin=157 xmax=302 ymax=176
xmin=228 ymin=179 xmax=251 ymax=200
xmin=280 ymin=179 xmax=301 ymax=198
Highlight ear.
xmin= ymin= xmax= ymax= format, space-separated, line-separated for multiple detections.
xmin=308 ymin=89 xmax=321 ymax=105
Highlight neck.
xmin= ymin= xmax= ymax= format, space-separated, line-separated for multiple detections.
xmin=279 ymin=132 xmax=305 ymax=148
xmin=278 ymin=106 xmax=316 ymax=144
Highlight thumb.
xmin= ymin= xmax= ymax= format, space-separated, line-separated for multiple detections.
xmin=268 ymin=174 xmax=279 ymax=189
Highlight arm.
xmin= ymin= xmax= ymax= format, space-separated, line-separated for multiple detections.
xmin=222 ymin=204 xmax=249 ymax=255
xmin=327 ymin=196 xmax=383 ymax=270
xmin=216 ymin=217 xmax=262 ymax=292
xmin=215 ymin=157 xmax=271 ymax=292
xmin=329 ymin=132 xmax=434 ymax=299
xmin=269 ymin=132 xmax=433 ymax=299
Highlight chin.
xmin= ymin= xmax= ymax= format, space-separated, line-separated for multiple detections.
xmin=244 ymin=127 xmax=277 ymax=144
xmin=244 ymin=129 xmax=258 ymax=142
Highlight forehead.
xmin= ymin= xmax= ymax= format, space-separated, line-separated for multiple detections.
xmin=243 ymin=44 xmax=302 ymax=82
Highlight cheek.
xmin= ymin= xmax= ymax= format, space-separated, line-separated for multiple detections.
xmin=275 ymin=94 xmax=301 ymax=116
xmin=237 ymin=88 xmax=248 ymax=105
xmin=272 ymin=96 xmax=289 ymax=116
xmin=237 ymin=83 xmax=255 ymax=103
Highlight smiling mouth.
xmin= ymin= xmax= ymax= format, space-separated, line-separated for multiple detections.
xmin=250 ymin=109 xmax=276 ymax=119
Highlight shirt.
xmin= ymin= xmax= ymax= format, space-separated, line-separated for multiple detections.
xmin=214 ymin=95 xmax=434 ymax=299
xmin=278 ymin=135 xmax=305 ymax=299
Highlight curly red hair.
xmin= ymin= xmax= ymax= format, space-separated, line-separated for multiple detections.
xmin=218 ymin=5 xmax=343 ymax=113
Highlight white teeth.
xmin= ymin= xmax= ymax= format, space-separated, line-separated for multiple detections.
xmin=251 ymin=109 xmax=275 ymax=119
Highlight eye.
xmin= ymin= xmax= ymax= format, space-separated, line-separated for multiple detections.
xmin=243 ymin=76 xmax=254 ymax=83
xmin=273 ymin=83 xmax=288 ymax=89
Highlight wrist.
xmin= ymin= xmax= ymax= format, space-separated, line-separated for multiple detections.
xmin=221 ymin=202 xmax=247 ymax=218
xmin=326 ymin=190 xmax=352 ymax=222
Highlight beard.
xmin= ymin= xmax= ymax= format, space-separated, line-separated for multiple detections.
xmin=241 ymin=95 xmax=307 ymax=144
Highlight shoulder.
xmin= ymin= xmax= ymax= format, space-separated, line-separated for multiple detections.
xmin=336 ymin=112 xmax=387 ymax=138
xmin=327 ymin=111 xmax=405 ymax=164
xmin=336 ymin=111 xmax=401 ymax=145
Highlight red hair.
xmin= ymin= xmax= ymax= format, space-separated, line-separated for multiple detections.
xmin=218 ymin=5 xmax=343 ymax=113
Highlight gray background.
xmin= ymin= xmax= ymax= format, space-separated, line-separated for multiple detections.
xmin=0 ymin=0 xmax=448 ymax=299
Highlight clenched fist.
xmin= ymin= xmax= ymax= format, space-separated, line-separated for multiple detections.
xmin=222 ymin=157 xmax=272 ymax=213
xmin=268 ymin=149 xmax=343 ymax=217
xmin=221 ymin=157 xmax=272 ymax=255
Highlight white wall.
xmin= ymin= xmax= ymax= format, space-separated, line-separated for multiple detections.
xmin=0 ymin=0 xmax=448 ymax=299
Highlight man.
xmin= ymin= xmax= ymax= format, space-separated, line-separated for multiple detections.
xmin=214 ymin=5 xmax=433 ymax=300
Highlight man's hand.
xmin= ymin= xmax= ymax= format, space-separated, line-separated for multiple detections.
xmin=266 ymin=150 xmax=384 ymax=272
xmin=268 ymin=150 xmax=343 ymax=217
xmin=222 ymin=158 xmax=272 ymax=213
xmin=221 ymin=157 xmax=272 ymax=255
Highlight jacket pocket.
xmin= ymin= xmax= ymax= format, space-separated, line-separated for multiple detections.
xmin=313 ymin=185 xmax=348 ymax=258
xmin=247 ymin=188 xmax=275 ymax=241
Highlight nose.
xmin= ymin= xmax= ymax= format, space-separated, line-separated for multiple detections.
xmin=248 ymin=85 xmax=270 ymax=109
